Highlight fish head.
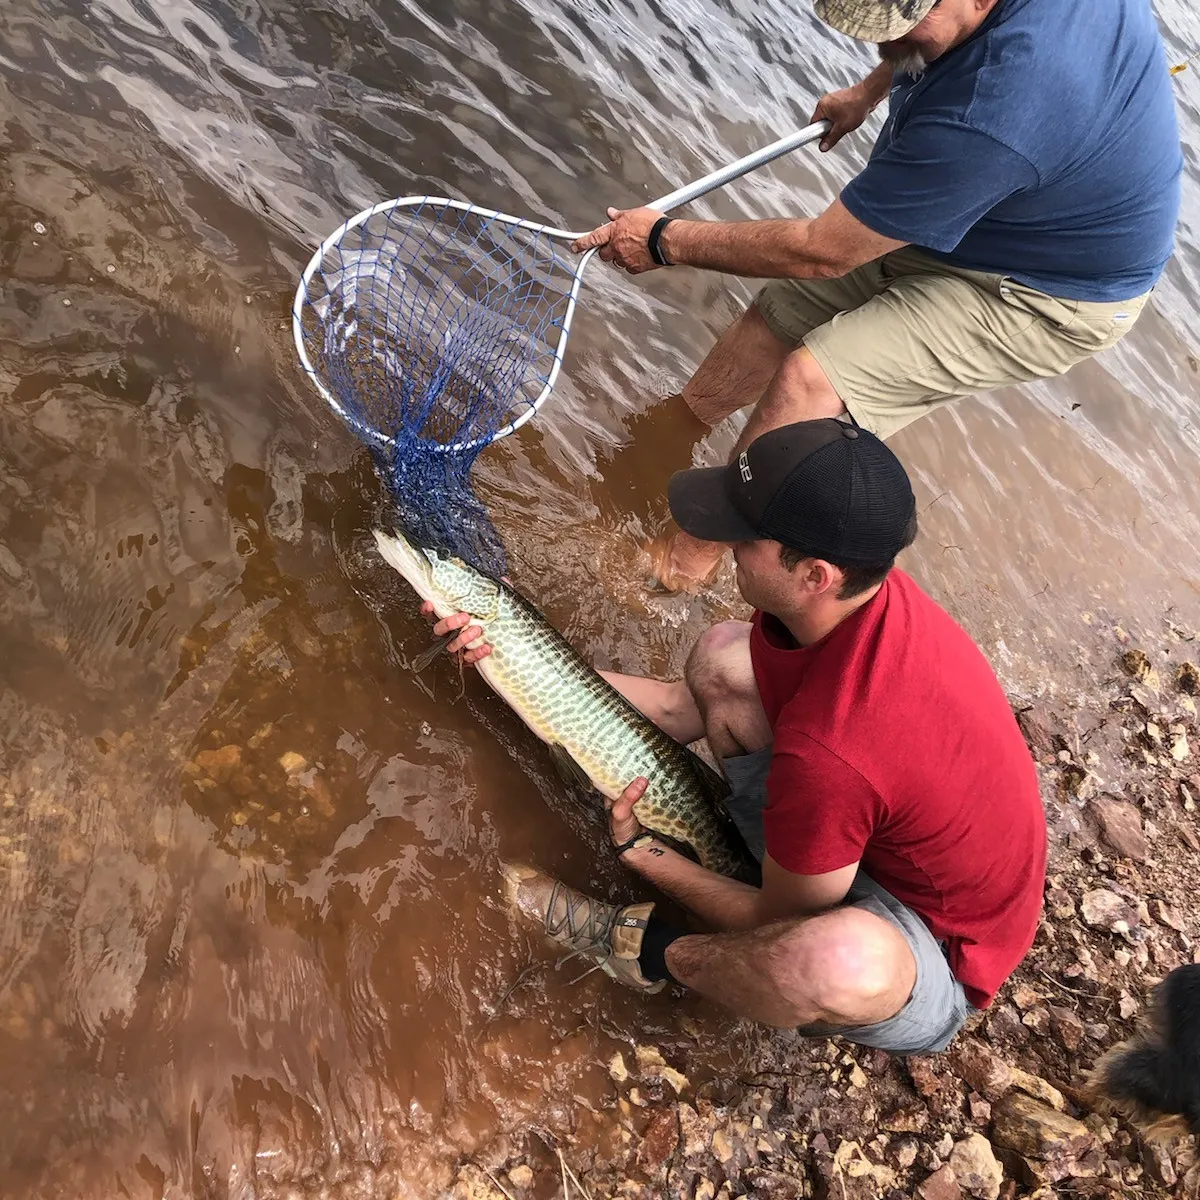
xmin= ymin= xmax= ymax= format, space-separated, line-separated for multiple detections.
xmin=372 ymin=527 xmax=499 ymax=619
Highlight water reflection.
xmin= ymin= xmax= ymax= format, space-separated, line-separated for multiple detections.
xmin=2 ymin=0 xmax=1199 ymax=1194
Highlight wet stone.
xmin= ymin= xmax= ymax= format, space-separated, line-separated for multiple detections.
xmin=1089 ymin=796 xmax=1148 ymax=862
xmin=678 ymin=1103 xmax=707 ymax=1160
xmin=917 ymin=1165 xmax=963 ymax=1200
xmin=638 ymin=1108 xmax=679 ymax=1176
xmin=990 ymin=1093 xmax=1095 ymax=1184
xmin=279 ymin=751 xmax=307 ymax=774
xmin=193 ymin=743 xmax=242 ymax=780
xmin=949 ymin=1134 xmax=1003 ymax=1200
xmin=1080 ymin=888 xmax=1139 ymax=934
xmin=506 ymin=1165 xmax=533 ymax=1190
xmin=710 ymin=1127 xmax=736 ymax=1166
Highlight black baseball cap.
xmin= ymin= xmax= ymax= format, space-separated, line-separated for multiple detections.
xmin=668 ymin=418 xmax=916 ymax=568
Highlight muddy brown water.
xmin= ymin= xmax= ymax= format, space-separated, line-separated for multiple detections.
xmin=2 ymin=1 xmax=1200 ymax=1196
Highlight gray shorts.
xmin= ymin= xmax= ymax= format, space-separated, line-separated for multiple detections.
xmin=723 ymin=747 xmax=974 ymax=1055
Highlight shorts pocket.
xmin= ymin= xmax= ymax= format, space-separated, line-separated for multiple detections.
xmin=997 ymin=277 xmax=1079 ymax=330
xmin=1065 ymin=293 xmax=1149 ymax=351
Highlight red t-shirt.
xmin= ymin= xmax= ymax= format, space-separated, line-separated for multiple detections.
xmin=753 ymin=569 xmax=1046 ymax=1009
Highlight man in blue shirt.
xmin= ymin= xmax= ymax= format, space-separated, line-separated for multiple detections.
xmin=575 ymin=0 xmax=1183 ymax=590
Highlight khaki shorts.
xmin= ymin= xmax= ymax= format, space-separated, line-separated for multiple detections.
xmin=753 ymin=247 xmax=1150 ymax=439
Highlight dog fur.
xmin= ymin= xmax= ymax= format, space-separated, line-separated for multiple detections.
xmin=1086 ymin=964 xmax=1200 ymax=1142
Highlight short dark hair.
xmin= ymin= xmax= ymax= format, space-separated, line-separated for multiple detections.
xmin=778 ymin=513 xmax=919 ymax=600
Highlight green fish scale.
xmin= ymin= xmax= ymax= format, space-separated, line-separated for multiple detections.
xmin=450 ymin=574 xmax=757 ymax=883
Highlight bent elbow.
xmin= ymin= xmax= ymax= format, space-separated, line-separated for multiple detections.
xmin=774 ymin=241 xmax=853 ymax=279
xmin=785 ymin=253 xmax=853 ymax=281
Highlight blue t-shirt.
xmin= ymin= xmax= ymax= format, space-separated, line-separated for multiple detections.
xmin=841 ymin=0 xmax=1183 ymax=301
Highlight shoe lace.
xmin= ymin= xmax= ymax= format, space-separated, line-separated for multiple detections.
xmin=545 ymin=880 xmax=619 ymax=958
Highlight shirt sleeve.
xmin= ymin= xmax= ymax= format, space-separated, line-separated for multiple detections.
xmin=762 ymin=733 xmax=886 ymax=876
xmin=841 ymin=117 xmax=1040 ymax=252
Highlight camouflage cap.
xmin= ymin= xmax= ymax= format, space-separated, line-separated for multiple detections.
xmin=814 ymin=0 xmax=939 ymax=41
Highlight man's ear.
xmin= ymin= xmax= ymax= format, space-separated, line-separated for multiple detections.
xmin=805 ymin=558 xmax=841 ymax=597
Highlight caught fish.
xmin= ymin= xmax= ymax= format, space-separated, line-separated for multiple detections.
xmin=373 ymin=528 xmax=759 ymax=883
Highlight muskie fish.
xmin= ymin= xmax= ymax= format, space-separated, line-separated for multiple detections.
xmin=373 ymin=528 xmax=759 ymax=884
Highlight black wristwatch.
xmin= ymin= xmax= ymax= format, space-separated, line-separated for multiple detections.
xmin=647 ymin=216 xmax=676 ymax=266
xmin=614 ymin=831 xmax=656 ymax=856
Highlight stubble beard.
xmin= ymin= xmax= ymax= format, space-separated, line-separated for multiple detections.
xmin=878 ymin=42 xmax=929 ymax=78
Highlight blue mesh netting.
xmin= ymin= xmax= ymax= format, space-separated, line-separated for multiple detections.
xmin=296 ymin=199 xmax=583 ymax=577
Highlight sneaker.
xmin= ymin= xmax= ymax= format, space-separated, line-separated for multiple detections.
xmin=502 ymin=863 xmax=665 ymax=994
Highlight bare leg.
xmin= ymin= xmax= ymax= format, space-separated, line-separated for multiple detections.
xmin=611 ymin=306 xmax=790 ymax=593
xmin=732 ymin=344 xmax=848 ymax=456
xmin=657 ymin=343 xmax=848 ymax=593
xmin=684 ymin=622 xmax=772 ymax=760
xmin=599 ymin=622 xmax=767 ymax=757
xmin=680 ymin=304 xmax=793 ymax=427
xmin=665 ymin=906 xmax=916 ymax=1028
xmin=599 ymin=670 xmax=704 ymax=744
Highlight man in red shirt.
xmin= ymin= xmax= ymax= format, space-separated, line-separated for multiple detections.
xmin=439 ymin=419 xmax=1047 ymax=1053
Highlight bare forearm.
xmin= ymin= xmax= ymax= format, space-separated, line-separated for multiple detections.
xmin=661 ymin=217 xmax=840 ymax=280
xmin=621 ymin=838 xmax=766 ymax=930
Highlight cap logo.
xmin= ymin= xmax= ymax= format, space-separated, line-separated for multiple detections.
xmin=738 ymin=451 xmax=753 ymax=483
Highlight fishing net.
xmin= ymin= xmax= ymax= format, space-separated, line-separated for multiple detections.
xmin=294 ymin=123 xmax=831 ymax=577
xmin=293 ymin=198 xmax=588 ymax=577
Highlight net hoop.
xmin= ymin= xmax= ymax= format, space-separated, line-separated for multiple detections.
xmin=292 ymin=195 xmax=596 ymax=456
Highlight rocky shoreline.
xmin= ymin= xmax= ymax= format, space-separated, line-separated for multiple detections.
xmin=455 ymin=610 xmax=1200 ymax=1200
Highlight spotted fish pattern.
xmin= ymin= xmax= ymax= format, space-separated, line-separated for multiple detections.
xmin=373 ymin=528 xmax=759 ymax=883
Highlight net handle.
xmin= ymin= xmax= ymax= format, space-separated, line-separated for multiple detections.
xmin=293 ymin=119 xmax=833 ymax=452
xmin=517 ymin=117 xmax=832 ymax=444
xmin=647 ymin=120 xmax=830 ymax=213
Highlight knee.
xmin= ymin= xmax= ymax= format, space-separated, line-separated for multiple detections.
xmin=684 ymin=622 xmax=754 ymax=708
xmin=767 ymin=349 xmax=841 ymax=413
xmin=762 ymin=910 xmax=912 ymax=1026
